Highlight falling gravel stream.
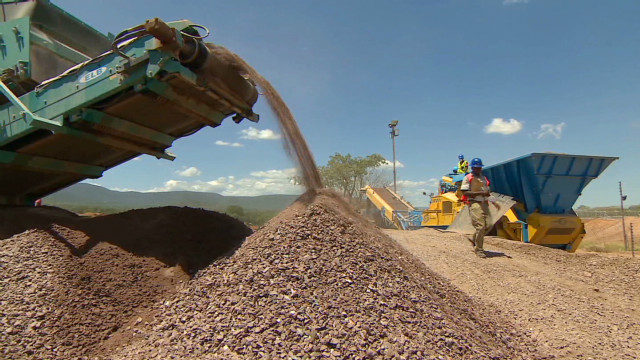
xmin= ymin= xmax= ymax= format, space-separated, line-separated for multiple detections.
xmin=199 ymin=43 xmax=324 ymax=191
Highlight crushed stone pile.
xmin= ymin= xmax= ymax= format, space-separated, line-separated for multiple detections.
xmin=111 ymin=191 xmax=545 ymax=360
xmin=0 ymin=205 xmax=79 ymax=239
xmin=0 ymin=206 xmax=250 ymax=360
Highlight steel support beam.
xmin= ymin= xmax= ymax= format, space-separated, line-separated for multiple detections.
xmin=76 ymin=109 xmax=176 ymax=146
xmin=31 ymin=118 xmax=175 ymax=160
xmin=0 ymin=149 xmax=105 ymax=177
xmin=145 ymin=79 xmax=227 ymax=127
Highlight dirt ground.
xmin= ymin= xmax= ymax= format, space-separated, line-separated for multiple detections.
xmin=384 ymin=227 xmax=640 ymax=360
xmin=2 ymin=194 xmax=548 ymax=359
xmin=109 ymin=190 xmax=545 ymax=359
xmin=2 ymin=198 xmax=638 ymax=359
xmin=580 ymin=216 xmax=640 ymax=254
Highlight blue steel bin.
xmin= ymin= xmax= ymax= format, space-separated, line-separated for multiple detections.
xmin=482 ymin=153 xmax=618 ymax=214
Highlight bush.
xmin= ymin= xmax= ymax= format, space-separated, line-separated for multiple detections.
xmin=579 ymin=241 xmax=627 ymax=253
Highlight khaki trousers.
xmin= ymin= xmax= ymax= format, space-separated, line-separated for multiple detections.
xmin=469 ymin=201 xmax=491 ymax=252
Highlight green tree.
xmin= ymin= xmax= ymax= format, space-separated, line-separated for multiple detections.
xmin=319 ymin=153 xmax=387 ymax=199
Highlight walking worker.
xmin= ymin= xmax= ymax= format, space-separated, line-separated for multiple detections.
xmin=457 ymin=154 xmax=469 ymax=174
xmin=460 ymin=158 xmax=491 ymax=258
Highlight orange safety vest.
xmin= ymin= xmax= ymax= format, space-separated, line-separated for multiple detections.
xmin=460 ymin=173 xmax=490 ymax=204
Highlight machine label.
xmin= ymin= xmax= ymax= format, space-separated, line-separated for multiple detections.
xmin=79 ymin=67 xmax=107 ymax=83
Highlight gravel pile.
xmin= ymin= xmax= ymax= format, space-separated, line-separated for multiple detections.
xmin=0 ymin=206 xmax=250 ymax=359
xmin=111 ymin=190 xmax=544 ymax=359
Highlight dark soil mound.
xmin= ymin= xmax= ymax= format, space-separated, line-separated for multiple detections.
xmin=0 ymin=206 xmax=250 ymax=359
xmin=81 ymin=207 xmax=253 ymax=273
xmin=111 ymin=190 xmax=545 ymax=359
xmin=0 ymin=205 xmax=80 ymax=239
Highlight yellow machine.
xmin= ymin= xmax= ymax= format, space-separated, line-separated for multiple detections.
xmin=361 ymin=186 xmax=422 ymax=230
xmin=495 ymin=209 xmax=587 ymax=252
xmin=364 ymin=153 xmax=618 ymax=252
xmin=420 ymin=175 xmax=465 ymax=228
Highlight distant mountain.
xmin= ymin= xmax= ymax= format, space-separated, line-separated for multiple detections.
xmin=44 ymin=183 xmax=299 ymax=213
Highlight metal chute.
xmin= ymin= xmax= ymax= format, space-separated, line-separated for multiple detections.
xmin=446 ymin=193 xmax=516 ymax=234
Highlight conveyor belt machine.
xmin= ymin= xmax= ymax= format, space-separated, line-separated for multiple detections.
xmin=0 ymin=0 xmax=259 ymax=204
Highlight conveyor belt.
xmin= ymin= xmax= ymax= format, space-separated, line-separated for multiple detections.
xmin=0 ymin=15 xmax=258 ymax=205
xmin=371 ymin=187 xmax=413 ymax=212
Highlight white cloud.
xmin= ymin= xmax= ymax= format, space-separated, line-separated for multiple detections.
xmin=176 ymin=166 xmax=202 ymax=177
xmin=250 ymin=168 xmax=298 ymax=179
xmin=503 ymin=0 xmax=529 ymax=5
xmin=484 ymin=118 xmax=524 ymax=135
xmin=146 ymin=168 xmax=303 ymax=196
xmin=110 ymin=187 xmax=139 ymax=192
xmin=536 ymin=122 xmax=566 ymax=139
xmin=380 ymin=159 xmax=405 ymax=168
xmin=398 ymin=177 xmax=439 ymax=191
xmin=132 ymin=157 xmax=142 ymax=161
xmin=426 ymin=178 xmax=441 ymax=188
xmin=215 ymin=140 xmax=244 ymax=147
xmin=397 ymin=179 xmax=432 ymax=188
xmin=240 ymin=127 xmax=282 ymax=140
xmin=394 ymin=178 xmax=441 ymax=207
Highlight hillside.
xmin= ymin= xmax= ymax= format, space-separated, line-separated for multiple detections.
xmin=43 ymin=183 xmax=298 ymax=213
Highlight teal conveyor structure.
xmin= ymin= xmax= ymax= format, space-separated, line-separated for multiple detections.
xmin=0 ymin=0 xmax=259 ymax=205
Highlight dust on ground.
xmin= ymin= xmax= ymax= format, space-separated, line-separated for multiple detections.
xmin=385 ymin=227 xmax=640 ymax=360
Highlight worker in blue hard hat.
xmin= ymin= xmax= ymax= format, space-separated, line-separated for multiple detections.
xmin=460 ymin=157 xmax=491 ymax=258
xmin=457 ymin=154 xmax=469 ymax=174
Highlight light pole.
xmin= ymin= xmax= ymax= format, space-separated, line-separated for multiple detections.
xmin=388 ymin=120 xmax=399 ymax=193
xmin=619 ymin=181 xmax=628 ymax=250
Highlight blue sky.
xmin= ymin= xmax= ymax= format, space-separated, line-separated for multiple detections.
xmin=54 ymin=0 xmax=639 ymax=207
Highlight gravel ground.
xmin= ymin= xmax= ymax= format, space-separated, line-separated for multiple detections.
xmin=0 ymin=206 xmax=250 ymax=359
xmin=1 ymin=192 xmax=563 ymax=359
xmin=385 ymin=227 xmax=640 ymax=360
xmin=109 ymin=190 xmax=546 ymax=359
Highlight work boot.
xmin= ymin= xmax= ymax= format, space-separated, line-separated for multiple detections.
xmin=475 ymin=250 xmax=487 ymax=258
